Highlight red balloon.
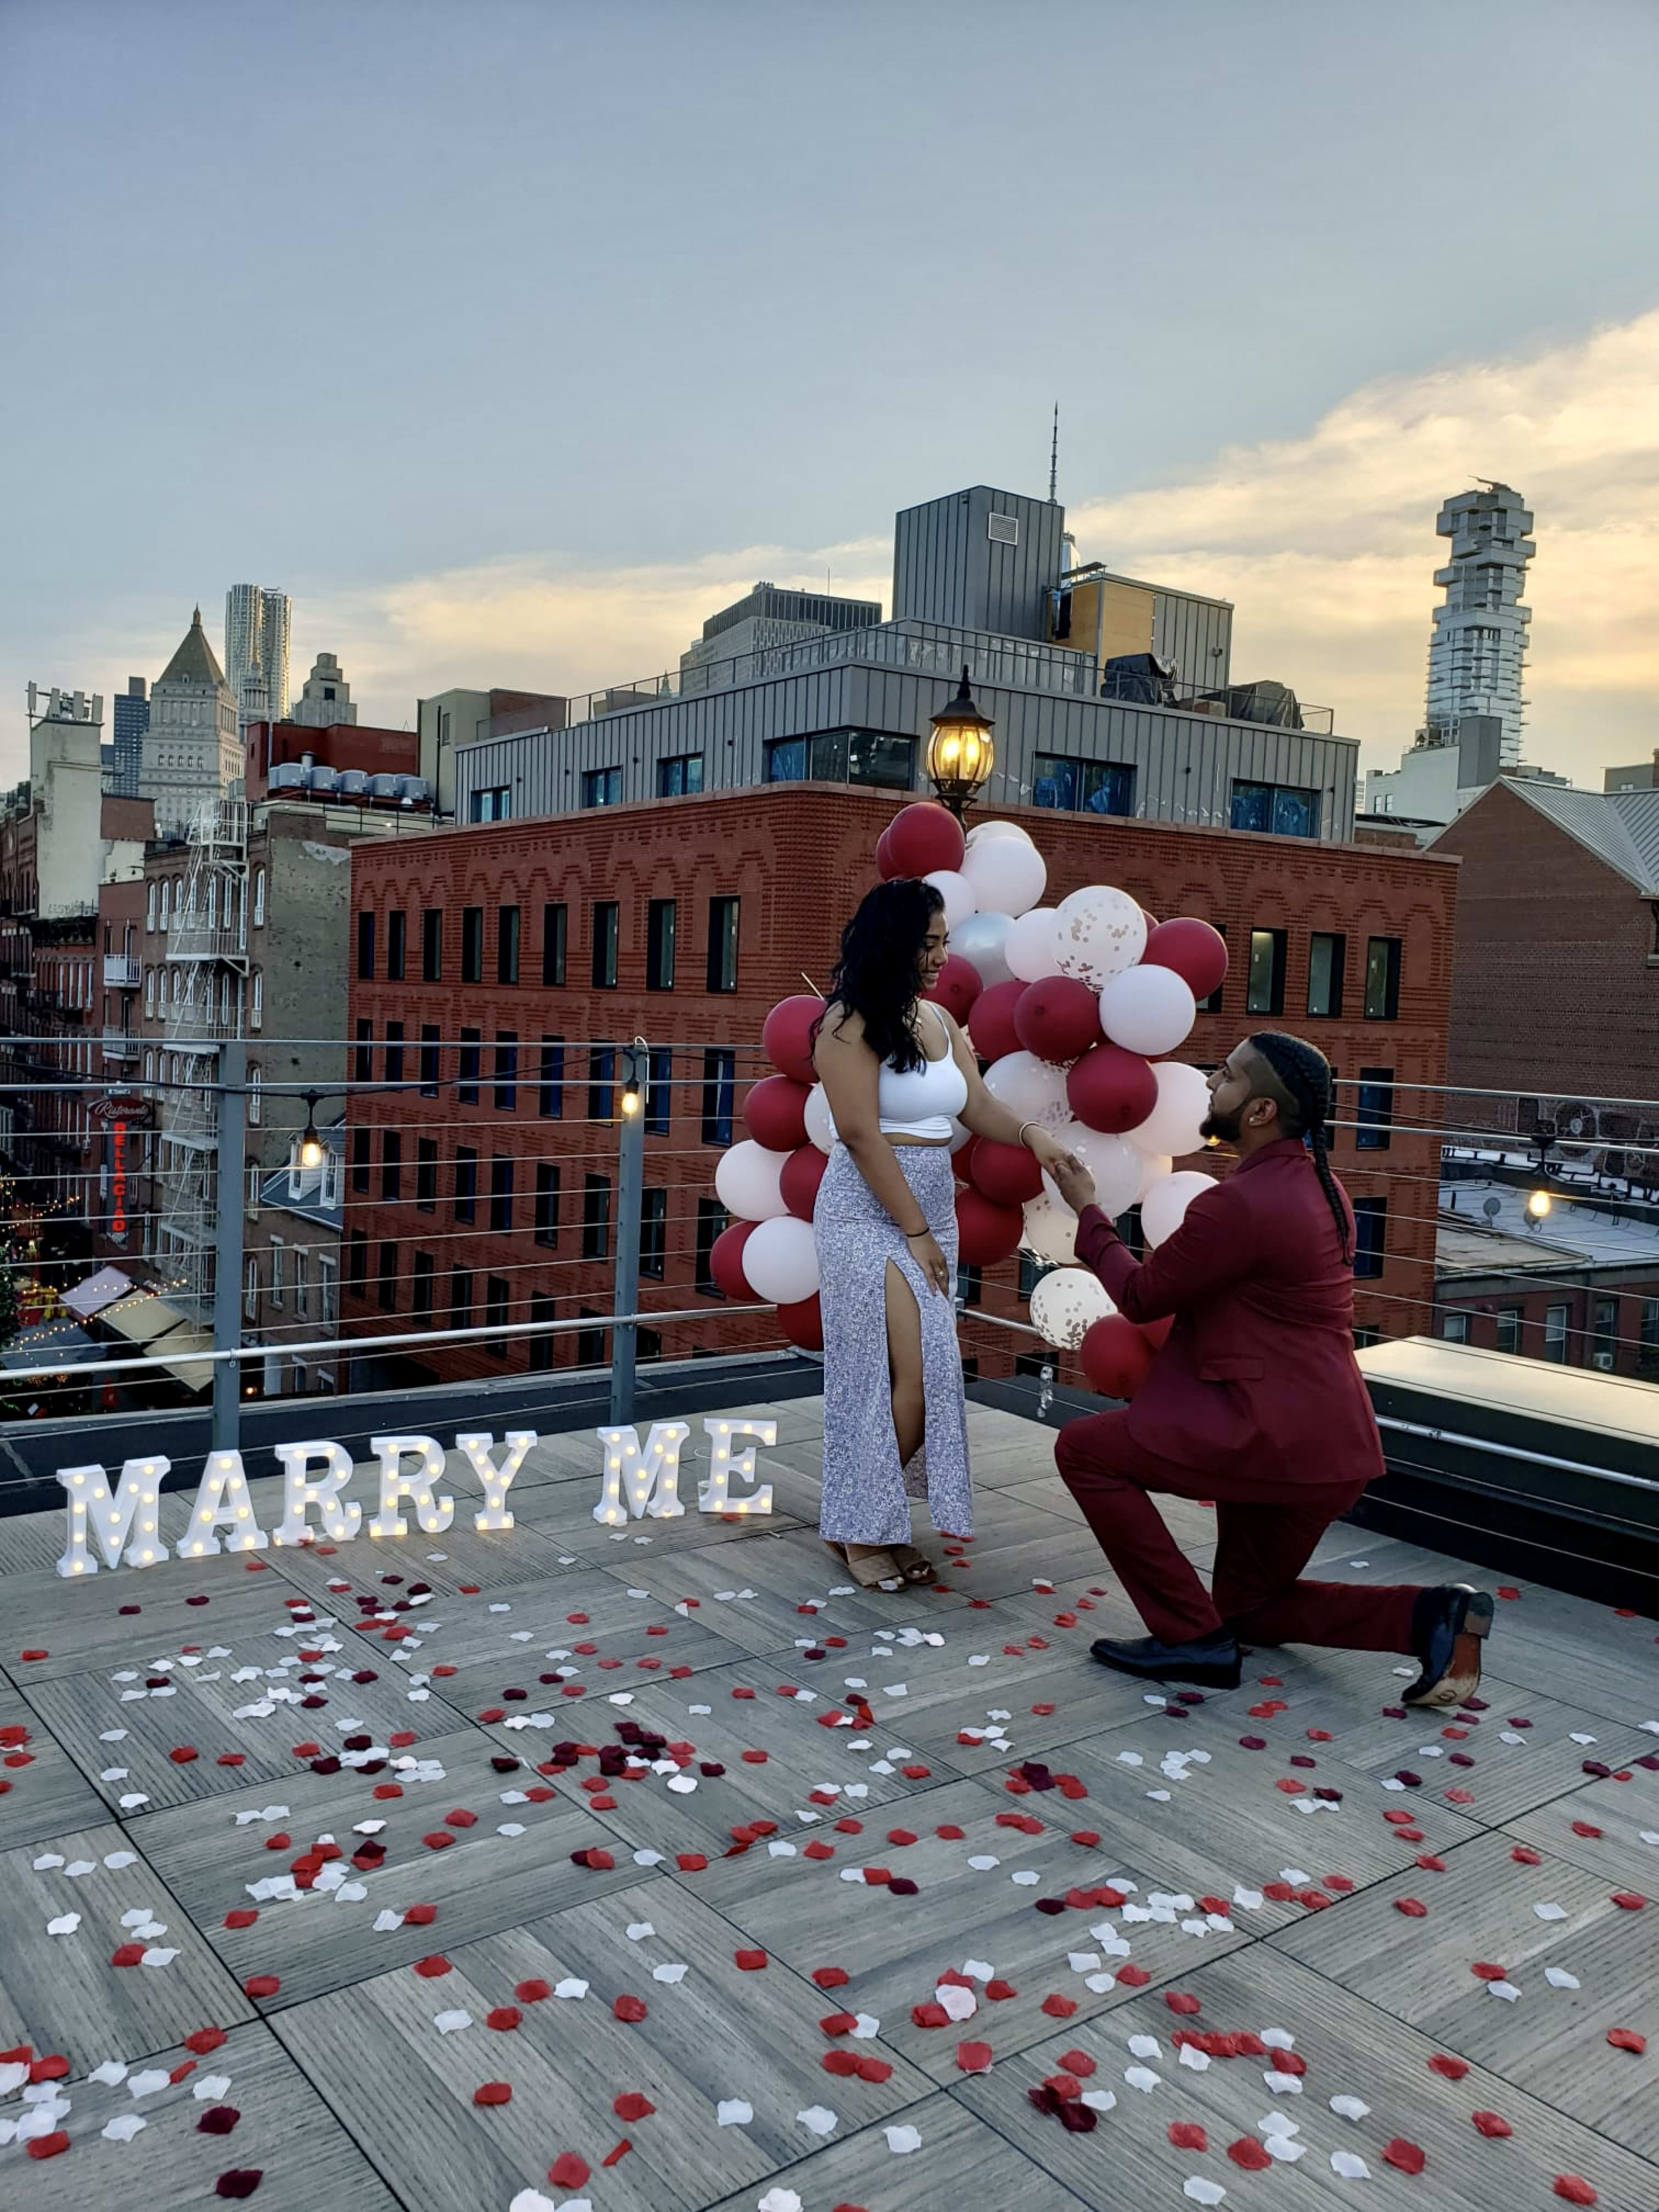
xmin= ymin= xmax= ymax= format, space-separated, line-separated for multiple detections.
xmin=775 ymin=1293 xmax=824 ymax=1352
xmin=743 ymin=1074 xmax=810 ymax=1152
xmin=1143 ymin=917 xmax=1228 ymax=1001
xmin=762 ymin=994 xmax=824 ymax=1084
xmin=954 ymin=1188 xmax=1023 ymax=1266
xmin=966 ymin=977 xmax=1025 ymax=1062
xmin=1080 ymin=1314 xmax=1155 ymax=1399
xmin=1140 ymin=1314 xmax=1174 ymax=1350
xmin=969 ymin=1138 xmax=1043 ymax=1207
xmin=952 ymin=1135 xmax=980 ymax=1185
xmin=1014 ymin=976 xmax=1103 ymax=1064
xmin=709 ymin=1222 xmax=763 ymax=1303
xmin=1139 ymin=907 xmax=1159 ymax=934
xmin=924 ymin=953 xmax=982 ymax=1023
xmin=884 ymin=801 xmax=965 ymax=879
xmin=875 ymin=825 xmax=899 ymax=881
xmin=1067 ymin=1042 xmax=1159 ymax=1134
xmin=780 ymin=1143 xmax=828 ymax=1221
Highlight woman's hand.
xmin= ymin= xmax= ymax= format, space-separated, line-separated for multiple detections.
xmin=905 ymin=1230 xmax=952 ymax=1297
xmin=1025 ymin=1127 xmax=1081 ymax=1181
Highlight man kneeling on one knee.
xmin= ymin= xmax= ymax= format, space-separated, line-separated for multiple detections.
xmin=1049 ymin=1030 xmax=1491 ymax=1706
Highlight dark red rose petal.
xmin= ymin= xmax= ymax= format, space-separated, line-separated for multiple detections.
xmin=547 ymin=2154 xmax=590 ymax=2190
xmin=1471 ymin=2110 xmax=1513 ymax=2138
xmin=1227 ymin=2137 xmax=1273 ymax=2170
xmin=215 ymin=2174 xmax=264 ymax=2200
xmin=197 ymin=2106 xmax=242 ymax=2135
xmin=1383 ymin=2138 xmax=1427 ymax=2175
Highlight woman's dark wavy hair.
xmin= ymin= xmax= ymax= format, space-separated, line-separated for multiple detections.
xmin=812 ymin=878 xmax=945 ymax=1074
xmin=1248 ymin=1029 xmax=1353 ymax=1262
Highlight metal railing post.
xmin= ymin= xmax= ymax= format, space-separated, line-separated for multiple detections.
xmin=211 ymin=1037 xmax=247 ymax=1454
xmin=609 ymin=1040 xmax=646 ymax=1427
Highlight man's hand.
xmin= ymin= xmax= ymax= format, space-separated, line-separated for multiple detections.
xmin=1049 ymin=1151 xmax=1097 ymax=1215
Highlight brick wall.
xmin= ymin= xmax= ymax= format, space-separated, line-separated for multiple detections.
xmin=342 ymin=788 xmax=1457 ymax=1386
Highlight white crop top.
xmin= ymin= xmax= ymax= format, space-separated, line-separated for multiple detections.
xmin=824 ymin=1003 xmax=970 ymax=1142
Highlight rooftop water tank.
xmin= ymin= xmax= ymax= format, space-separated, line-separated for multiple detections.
xmin=337 ymin=769 xmax=369 ymax=796
xmin=368 ymin=773 xmax=403 ymax=799
xmin=270 ymin=761 xmax=305 ymax=791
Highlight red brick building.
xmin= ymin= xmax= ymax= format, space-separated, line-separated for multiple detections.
xmin=244 ymin=719 xmax=422 ymax=802
xmin=343 ymin=787 xmax=1457 ymax=1387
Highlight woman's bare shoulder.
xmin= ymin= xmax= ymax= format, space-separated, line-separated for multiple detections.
xmin=818 ymin=999 xmax=868 ymax=1048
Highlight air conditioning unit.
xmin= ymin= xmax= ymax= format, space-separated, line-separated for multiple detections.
xmin=1591 ymin=1350 xmax=1615 ymax=1371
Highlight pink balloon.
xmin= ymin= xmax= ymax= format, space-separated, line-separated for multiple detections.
xmin=762 ymin=994 xmax=824 ymax=1084
xmin=1143 ymin=917 xmax=1228 ymax=1001
xmin=743 ymin=1074 xmax=811 ymax=1153
xmin=885 ymin=801 xmax=966 ymax=878
xmin=780 ymin=1143 xmax=827 ymax=1221
xmin=954 ymin=1187 xmax=1024 ymax=1266
xmin=966 ymin=977 xmax=1024 ymax=1062
xmin=969 ymin=1138 xmax=1043 ymax=1207
xmin=1066 ymin=1042 xmax=1160 ymax=1134
xmin=923 ymin=953 xmax=983 ymax=1023
xmin=1013 ymin=976 xmax=1103 ymax=1064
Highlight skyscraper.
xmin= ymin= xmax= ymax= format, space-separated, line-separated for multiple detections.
xmin=1424 ymin=483 xmax=1534 ymax=767
xmin=225 ymin=584 xmax=292 ymax=723
xmin=109 ymin=675 xmax=149 ymax=796
xmin=141 ymin=607 xmax=240 ymax=836
xmin=289 ymin=650 xmax=359 ymax=727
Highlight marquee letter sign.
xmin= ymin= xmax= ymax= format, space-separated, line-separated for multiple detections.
xmin=55 ymin=1414 xmax=779 ymax=1577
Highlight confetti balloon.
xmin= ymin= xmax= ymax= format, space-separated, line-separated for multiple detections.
xmin=982 ymin=1049 xmax=1070 ymax=1131
xmin=1030 ymin=1267 xmax=1116 ymax=1351
xmin=1053 ymin=886 xmax=1147 ymax=989
xmin=1020 ymin=1187 xmax=1081 ymax=1267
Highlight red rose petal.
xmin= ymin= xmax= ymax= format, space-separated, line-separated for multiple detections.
xmin=957 ymin=2040 xmax=993 ymax=2073
xmin=854 ymin=2055 xmax=891 ymax=2082
xmin=1611 ymin=1891 xmax=1646 ymax=1910
xmin=1607 ymin=2028 xmax=1646 ymax=2054
xmin=1429 ymin=2053 xmax=1470 ymax=2080
xmin=474 ymin=2082 xmax=512 ymax=2106
xmin=214 ymin=2172 xmax=264 ymax=2200
xmin=1040 ymin=1994 xmax=1077 ymax=2018
xmin=548 ymin=2154 xmax=591 ymax=2190
xmin=1227 ymin=2137 xmax=1274 ymax=2170
xmin=1165 ymin=1991 xmax=1202 ymax=2015
xmin=615 ymin=2092 xmax=656 ymax=2120
xmin=515 ymin=1979 xmax=552 ymax=2003
xmin=675 ymin=1852 xmax=708 ymax=1873
xmin=169 ymin=1745 xmax=200 ymax=1764
xmin=613 ymin=1994 xmax=648 ymax=2023
xmin=813 ymin=1965 xmax=850 ymax=1988
xmin=197 ymin=2105 xmax=241 ymax=2135
xmin=1471 ymin=1961 xmax=1509 ymax=1980
xmin=1471 ymin=2110 xmax=1513 ymax=2138
xmin=1383 ymin=2138 xmax=1427 ymax=2176
xmin=243 ymin=1974 xmax=280 ymax=1998
xmin=486 ymin=2006 xmax=521 ymax=2031
xmin=111 ymin=1942 xmax=147 ymax=1967
xmin=1395 ymin=1897 xmax=1429 ymax=1916
xmin=412 ymin=1955 xmax=452 ymax=1978
xmin=25 ymin=2132 xmax=70 ymax=2160
xmin=1552 ymin=2181 xmax=1596 ymax=2207
xmin=734 ymin=1948 xmax=767 ymax=1970
xmin=184 ymin=2025 xmax=229 ymax=2055
xmin=1116 ymin=1963 xmax=1150 ymax=1987
xmin=404 ymin=1903 xmax=438 ymax=1926
xmin=1169 ymin=2122 xmax=1208 ymax=2151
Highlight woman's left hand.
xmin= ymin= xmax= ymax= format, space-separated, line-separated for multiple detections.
xmin=1025 ymin=1127 xmax=1080 ymax=1180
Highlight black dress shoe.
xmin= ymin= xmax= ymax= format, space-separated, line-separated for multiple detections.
xmin=1089 ymin=1630 xmax=1242 ymax=1689
xmin=1403 ymin=1585 xmax=1494 ymax=1708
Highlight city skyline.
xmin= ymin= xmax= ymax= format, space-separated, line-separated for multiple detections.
xmin=3 ymin=2 xmax=1656 ymax=785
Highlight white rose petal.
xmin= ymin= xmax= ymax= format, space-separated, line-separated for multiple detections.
xmin=102 ymin=2114 xmax=148 ymax=2142
xmin=884 ymin=2124 xmax=923 ymax=2154
xmin=1331 ymin=2152 xmax=1371 ymax=2179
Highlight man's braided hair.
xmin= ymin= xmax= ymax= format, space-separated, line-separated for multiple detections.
xmin=1247 ymin=1030 xmax=1352 ymax=1263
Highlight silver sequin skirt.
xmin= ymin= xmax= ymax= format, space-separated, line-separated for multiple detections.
xmin=813 ymin=1141 xmax=973 ymax=1545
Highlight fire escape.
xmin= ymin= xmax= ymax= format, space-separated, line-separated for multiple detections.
xmin=156 ymin=799 xmax=249 ymax=1320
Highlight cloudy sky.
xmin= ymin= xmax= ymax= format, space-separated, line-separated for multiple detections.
xmin=3 ymin=0 xmax=1656 ymax=786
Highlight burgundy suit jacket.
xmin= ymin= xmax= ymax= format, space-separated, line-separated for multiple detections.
xmin=1074 ymin=1137 xmax=1385 ymax=1489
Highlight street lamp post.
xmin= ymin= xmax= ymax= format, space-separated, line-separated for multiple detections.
xmin=926 ymin=666 xmax=995 ymax=820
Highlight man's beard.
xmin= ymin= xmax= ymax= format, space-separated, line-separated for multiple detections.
xmin=1200 ymin=1105 xmax=1242 ymax=1143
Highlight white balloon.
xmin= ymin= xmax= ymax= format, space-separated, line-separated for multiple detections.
xmin=1140 ymin=1169 xmax=1217 ymax=1247
xmin=1054 ymin=887 xmax=1147 ymax=989
xmin=1127 ymin=1060 xmax=1211 ymax=1158
xmin=1020 ymin=1188 xmax=1081 ymax=1267
xmin=924 ymin=868 xmax=978 ymax=927
xmin=950 ymin=911 xmax=1015 ymax=988
xmin=1135 ymin=1150 xmax=1174 ymax=1204
xmin=714 ymin=1139 xmax=790 ymax=1222
xmin=1042 ymin=1125 xmax=1144 ymax=1216
xmin=804 ymin=1082 xmax=837 ymax=1155
xmin=961 ymin=836 xmax=1046 ymax=919
xmin=1004 ymin=907 xmax=1064 ymax=982
xmin=983 ymin=1049 xmax=1070 ymax=1130
xmin=948 ymin=1115 xmax=973 ymax=1154
xmin=740 ymin=1215 xmax=820 ymax=1304
xmin=965 ymin=818 xmax=1035 ymax=847
xmin=1098 ymin=965 xmax=1197 ymax=1057
xmin=1030 ymin=1266 xmax=1116 ymax=1351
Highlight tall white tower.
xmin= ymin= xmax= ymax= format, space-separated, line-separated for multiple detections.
xmin=225 ymin=584 xmax=291 ymax=721
xmin=1424 ymin=483 xmax=1534 ymax=767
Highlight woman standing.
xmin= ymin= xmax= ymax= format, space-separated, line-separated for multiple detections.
xmin=813 ymin=878 xmax=1076 ymax=1588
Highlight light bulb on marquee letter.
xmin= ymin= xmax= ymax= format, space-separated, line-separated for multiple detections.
xmin=55 ymin=1457 xmax=172 ymax=1577
xmin=456 ymin=1430 xmax=537 ymax=1531
xmin=367 ymin=1435 xmax=455 ymax=1537
xmin=178 ymin=1449 xmax=270 ymax=1558
xmin=698 ymin=1418 xmax=776 ymax=1516
xmin=592 ymin=1423 xmax=691 ymax=1526
xmin=273 ymin=1440 xmax=362 ymax=1545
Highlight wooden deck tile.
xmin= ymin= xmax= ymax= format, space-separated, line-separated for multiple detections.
xmin=0 ymin=1557 xmax=302 ymax=1687
xmin=0 ymin=2019 xmax=398 ymax=2210
xmin=0 ymin=1818 xmax=252 ymax=2062
xmin=260 ymin=1513 xmax=589 ymax=1603
xmin=0 ymin=1685 xmax=108 ymax=1852
xmin=273 ymin=1879 xmax=932 ymax=2212
xmin=132 ymin=1724 xmax=644 ymax=2010
xmin=1505 ymin=1758 xmax=1659 ymax=1885
xmin=956 ymin=1942 xmax=1659 ymax=2212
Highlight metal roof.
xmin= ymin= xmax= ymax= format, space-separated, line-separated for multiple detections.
xmin=156 ymin=607 xmax=229 ymax=691
xmin=1502 ymin=779 xmax=1659 ymax=892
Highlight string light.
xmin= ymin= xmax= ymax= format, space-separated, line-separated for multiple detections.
xmin=698 ymin=1416 xmax=775 ymax=1515
xmin=592 ymin=1421 xmax=690 ymax=1526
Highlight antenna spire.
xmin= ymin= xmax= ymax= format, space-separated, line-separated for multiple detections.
xmin=1049 ymin=403 xmax=1059 ymax=503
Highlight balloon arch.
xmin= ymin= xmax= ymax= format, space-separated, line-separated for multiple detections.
xmin=709 ymin=802 xmax=1229 ymax=1398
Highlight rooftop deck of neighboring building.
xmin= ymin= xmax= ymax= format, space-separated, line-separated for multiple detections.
xmin=0 ymin=1397 xmax=1653 ymax=2210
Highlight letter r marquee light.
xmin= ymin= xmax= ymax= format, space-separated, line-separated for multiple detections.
xmin=54 ymin=1416 xmax=779 ymax=1577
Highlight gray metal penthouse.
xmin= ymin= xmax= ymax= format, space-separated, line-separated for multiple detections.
xmin=456 ymin=486 xmax=1361 ymax=844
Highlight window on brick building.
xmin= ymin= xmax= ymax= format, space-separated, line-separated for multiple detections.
xmin=582 ymin=766 xmax=623 ymax=808
xmin=1246 ymin=928 xmax=1287 ymax=1016
xmin=582 ymin=1173 xmax=611 ymax=1259
xmin=534 ymin=1163 xmax=561 ymax=1247
xmin=454 ymin=1146 xmax=477 ymax=1222
xmin=351 ymin=1126 xmax=370 ymax=1193
xmin=1496 ymin=1306 xmax=1522 ymax=1353
xmin=641 ymin=1186 xmax=667 ymax=1279
xmin=1592 ymin=1297 xmax=1619 ymax=1365
xmin=458 ymin=1027 xmax=481 ymax=1103
xmin=1351 ymin=1196 xmax=1387 ymax=1279
xmin=494 ymin=1031 xmax=518 ymax=1110
xmin=412 ymin=1251 xmax=434 ymax=1319
xmin=416 ymin=1137 xmax=437 ymax=1210
xmin=420 ymin=1023 xmax=440 ymax=1095
xmin=575 ymin=1309 xmax=608 ymax=1365
xmin=542 ymin=902 xmax=566 ymax=985
xmin=421 ymin=908 xmax=442 ymax=981
xmin=489 ymin=1155 xmax=514 ymax=1233
xmin=591 ymin=902 xmax=619 ymax=988
xmin=1356 ymin=1068 xmax=1393 ymax=1151
xmin=658 ymin=754 xmax=704 ymax=796
xmin=377 ymin=1241 xmax=398 ymax=1313
xmin=470 ymin=786 xmax=512 ymax=823
xmin=646 ymin=1045 xmax=673 ymax=1135
xmin=356 ymin=910 xmax=375 ymax=979
xmin=381 ymin=1131 xmax=402 ymax=1201
xmin=529 ymin=1293 xmax=556 ymax=1370
xmin=450 ymin=1267 xmax=474 ymax=1331
xmin=354 ymin=1017 xmax=373 ymax=1085
xmin=695 ymin=1197 xmax=728 ymax=1295
xmin=1543 ymin=1302 xmax=1569 ymax=1363
xmin=461 ymin=906 xmax=483 ymax=983
xmin=1230 ymin=781 xmax=1321 ymax=838
xmin=1307 ymin=932 xmax=1345 ymax=1018
xmin=647 ymin=899 xmax=676 ymax=991
xmin=484 ymin=1275 xmax=509 ymax=1355
xmin=497 ymin=905 xmax=520 ymax=985
xmin=707 ymin=897 xmax=740 ymax=993
xmin=588 ymin=1046 xmax=615 ymax=1122
xmin=1441 ymin=1310 xmax=1470 ymax=1341
xmin=346 ymin=1230 xmax=368 ymax=1293
xmin=1640 ymin=1299 xmax=1659 ymax=1371
xmin=765 ymin=731 xmax=914 ymax=789
xmin=1364 ymin=936 xmax=1402 ymax=1020
xmin=1032 ymin=754 xmax=1137 ymax=816
xmin=957 ymin=1261 xmax=983 ymax=1308
xmin=539 ymin=1036 xmax=564 ymax=1118
xmin=386 ymin=909 xmax=406 ymax=981
xmin=701 ymin=1048 xmax=735 ymax=1144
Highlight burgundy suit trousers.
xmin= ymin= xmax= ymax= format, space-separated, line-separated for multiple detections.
xmin=1053 ymin=1408 xmax=1418 ymax=1652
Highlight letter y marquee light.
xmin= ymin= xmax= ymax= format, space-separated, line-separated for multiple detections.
xmin=54 ymin=1414 xmax=779 ymax=1576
